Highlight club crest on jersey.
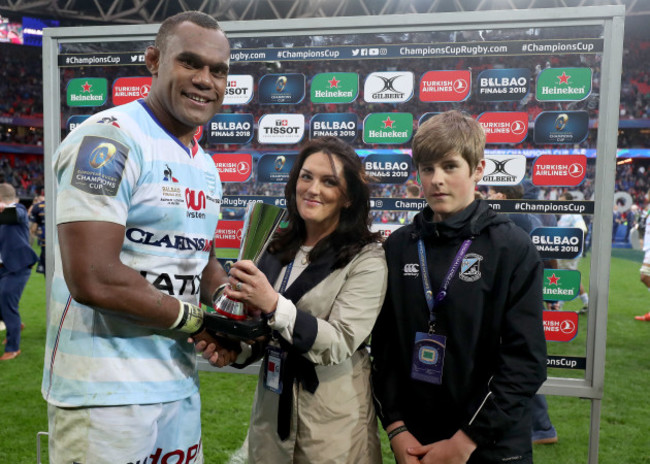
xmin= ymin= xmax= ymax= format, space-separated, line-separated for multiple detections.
xmin=459 ymin=253 xmax=483 ymax=282
xmin=403 ymin=262 xmax=419 ymax=277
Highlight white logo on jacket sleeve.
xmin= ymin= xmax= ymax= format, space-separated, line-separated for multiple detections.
xmin=403 ymin=263 xmax=420 ymax=277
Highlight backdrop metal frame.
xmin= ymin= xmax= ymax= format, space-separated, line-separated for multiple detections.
xmin=43 ymin=6 xmax=625 ymax=462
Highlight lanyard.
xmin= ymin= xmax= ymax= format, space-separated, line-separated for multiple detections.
xmin=417 ymin=238 xmax=473 ymax=333
xmin=279 ymin=260 xmax=294 ymax=294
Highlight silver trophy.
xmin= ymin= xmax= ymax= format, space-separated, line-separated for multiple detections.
xmin=205 ymin=202 xmax=287 ymax=339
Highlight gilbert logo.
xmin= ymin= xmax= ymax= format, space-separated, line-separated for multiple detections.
xmin=532 ymin=154 xmax=587 ymax=186
xmin=419 ymin=70 xmax=471 ymax=102
xmin=478 ymin=155 xmax=526 ymax=186
xmin=403 ymin=263 xmax=419 ymax=277
xmin=363 ymin=113 xmax=413 ymax=144
xmin=536 ymin=67 xmax=592 ymax=101
xmin=67 ymin=77 xmax=108 ymax=107
xmin=364 ymin=72 xmax=414 ymax=103
xmin=258 ymin=114 xmax=305 ymax=144
xmin=477 ymin=112 xmax=528 ymax=144
xmin=210 ymin=153 xmax=253 ymax=183
xmin=223 ymin=75 xmax=254 ymax=105
xmin=112 ymin=76 xmax=152 ymax=105
xmin=310 ymin=73 xmax=358 ymax=103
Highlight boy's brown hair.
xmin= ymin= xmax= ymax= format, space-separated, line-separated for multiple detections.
xmin=412 ymin=110 xmax=485 ymax=172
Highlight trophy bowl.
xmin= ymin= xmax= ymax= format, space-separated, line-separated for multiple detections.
xmin=204 ymin=202 xmax=287 ymax=340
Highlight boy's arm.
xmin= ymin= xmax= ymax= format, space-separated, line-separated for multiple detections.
xmin=461 ymin=240 xmax=547 ymax=448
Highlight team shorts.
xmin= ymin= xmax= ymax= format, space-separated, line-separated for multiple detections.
xmin=47 ymin=392 xmax=203 ymax=464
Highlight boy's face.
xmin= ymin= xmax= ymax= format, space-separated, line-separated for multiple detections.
xmin=418 ymin=152 xmax=485 ymax=222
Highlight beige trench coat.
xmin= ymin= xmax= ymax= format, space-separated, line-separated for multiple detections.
xmin=247 ymin=243 xmax=387 ymax=464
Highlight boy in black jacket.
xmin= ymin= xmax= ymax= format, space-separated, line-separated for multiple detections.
xmin=371 ymin=111 xmax=547 ymax=464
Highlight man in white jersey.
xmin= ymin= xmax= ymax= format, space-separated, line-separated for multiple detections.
xmin=635 ymin=191 xmax=650 ymax=321
xmin=42 ymin=11 xmax=238 ymax=464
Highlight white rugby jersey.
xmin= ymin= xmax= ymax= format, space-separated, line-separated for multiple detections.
xmin=42 ymin=100 xmax=222 ymax=407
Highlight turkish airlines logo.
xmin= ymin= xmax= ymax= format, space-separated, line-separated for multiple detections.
xmin=477 ymin=112 xmax=528 ymax=144
xmin=419 ymin=70 xmax=471 ymax=102
xmin=185 ymin=189 xmax=206 ymax=211
xmin=210 ymin=153 xmax=253 ymax=183
xmin=364 ymin=71 xmax=414 ymax=103
xmin=543 ymin=310 xmax=579 ymax=342
xmin=112 ymin=77 xmax=152 ymax=105
xmin=532 ymin=154 xmax=587 ymax=187
xmin=479 ymin=155 xmax=526 ymax=186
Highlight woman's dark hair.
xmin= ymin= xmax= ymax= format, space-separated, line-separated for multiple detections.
xmin=268 ymin=136 xmax=381 ymax=269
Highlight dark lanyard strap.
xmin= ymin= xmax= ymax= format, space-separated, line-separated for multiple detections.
xmin=417 ymin=238 xmax=473 ymax=333
xmin=278 ymin=260 xmax=294 ymax=294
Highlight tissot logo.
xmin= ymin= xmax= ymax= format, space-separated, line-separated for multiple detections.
xmin=536 ymin=67 xmax=592 ymax=101
xmin=477 ymin=112 xmax=529 ymax=144
xmin=476 ymin=68 xmax=530 ymax=102
xmin=112 ymin=76 xmax=152 ymax=105
xmin=259 ymin=73 xmax=305 ymax=104
xmin=310 ymin=72 xmax=358 ymax=103
xmin=310 ymin=113 xmax=357 ymax=142
xmin=223 ymin=75 xmax=254 ymax=105
xmin=67 ymin=77 xmax=108 ymax=107
xmin=210 ymin=153 xmax=253 ymax=183
xmin=363 ymin=71 xmax=414 ymax=103
xmin=419 ymin=70 xmax=471 ymax=102
xmin=207 ymin=113 xmax=254 ymax=145
xmin=532 ymin=154 xmax=587 ymax=186
xmin=362 ymin=113 xmax=413 ymax=144
xmin=258 ymin=114 xmax=305 ymax=144
xmin=478 ymin=155 xmax=526 ymax=186
xmin=533 ymin=111 xmax=589 ymax=144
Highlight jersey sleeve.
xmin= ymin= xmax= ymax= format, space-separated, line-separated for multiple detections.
xmin=55 ymin=122 xmax=142 ymax=226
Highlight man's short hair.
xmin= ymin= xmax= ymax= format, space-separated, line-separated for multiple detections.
xmin=155 ymin=11 xmax=223 ymax=53
xmin=412 ymin=110 xmax=485 ymax=172
xmin=0 ymin=182 xmax=17 ymax=203
xmin=490 ymin=185 xmax=524 ymax=200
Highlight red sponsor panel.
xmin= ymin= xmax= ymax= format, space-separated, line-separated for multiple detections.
xmin=477 ymin=112 xmax=529 ymax=144
xmin=419 ymin=70 xmax=471 ymax=102
xmin=112 ymin=77 xmax=152 ymax=105
xmin=214 ymin=220 xmax=244 ymax=249
xmin=211 ymin=153 xmax=253 ymax=182
xmin=194 ymin=125 xmax=204 ymax=143
xmin=543 ymin=310 xmax=579 ymax=342
xmin=532 ymin=154 xmax=587 ymax=186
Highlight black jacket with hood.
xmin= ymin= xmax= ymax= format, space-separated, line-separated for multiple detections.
xmin=371 ymin=200 xmax=547 ymax=463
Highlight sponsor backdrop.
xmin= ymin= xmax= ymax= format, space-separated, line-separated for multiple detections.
xmin=55 ymin=19 xmax=610 ymax=370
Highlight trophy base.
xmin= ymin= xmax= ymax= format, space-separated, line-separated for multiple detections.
xmin=204 ymin=312 xmax=271 ymax=340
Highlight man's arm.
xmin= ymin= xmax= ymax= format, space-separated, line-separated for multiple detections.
xmin=198 ymin=243 xmax=229 ymax=308
xmin=58 ymin=221 xmax=181 ymax=328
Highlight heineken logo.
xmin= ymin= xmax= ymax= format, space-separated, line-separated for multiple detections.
xmin=67 ymin=77 xmax=108 ymax=107
xmin=310 ymin=72 xmax=358 ymax=103
xmin=536 ymin=67 xmax=592 ymax=101
xmin=543 ymin=269 xmax=581 ymax=301
xmin=362 ymin=113 xmax=413 ymax=144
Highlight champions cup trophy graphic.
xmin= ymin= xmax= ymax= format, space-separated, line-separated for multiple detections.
xmin=204 ymin=202 xmax=287 ymax=339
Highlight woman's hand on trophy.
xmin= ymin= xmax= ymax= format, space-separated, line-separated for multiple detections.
xmin=191 ymin=330 xmax=241 ymax=367
xmin=226 ymin=260 xmax=279 ymax=315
